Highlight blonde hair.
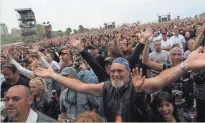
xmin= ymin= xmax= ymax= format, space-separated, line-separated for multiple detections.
xmin=74 ymin=111 xmax=104 ymax=122
xmin=29 ymin=77 xmax=47 ymax=91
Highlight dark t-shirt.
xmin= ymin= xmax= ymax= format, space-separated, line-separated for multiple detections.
xmin=1 ymin=77 xmax=29 ymax=98
xmin=96 ymin=55 xmax=105 ymax=69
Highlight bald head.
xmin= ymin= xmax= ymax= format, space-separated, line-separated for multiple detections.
xmin=7 ymin=85 xmax=31 ymax=97
xmin=5 ymin=85 xmax=32 ymax=122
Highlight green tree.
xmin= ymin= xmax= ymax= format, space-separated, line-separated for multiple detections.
xmin=65 ymin=27 xmax=72 ymax=35
xmin=73 ymin=29 xmax=78 ymax=34
xmin=78 ymin=25 xmax=84 ymax=33
xmin=58 ymin=30 xmax=64 ymax=36
xmin=78 ymin=25 xmax=89 ymax=33
xmin=199 ymin=12 xmax=205 ymax=17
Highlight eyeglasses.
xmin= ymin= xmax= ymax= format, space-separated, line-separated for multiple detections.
xmin=110 ymin=69 xmax=126 ymax=74
xmin=5 ymin=96 xmax=23 ymax=103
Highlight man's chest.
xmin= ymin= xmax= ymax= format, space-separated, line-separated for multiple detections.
xmin=172 ymin=37 xmax=183 ymax=43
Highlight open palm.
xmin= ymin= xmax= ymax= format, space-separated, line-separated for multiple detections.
xmin=131 ymin=68 xmax=145 ymax=92
xmin=185 ymin=46 xmax=205 ymax=71
xmin=141 ymin=27 xmax=153 ymax=39
xmin=69 ymin=37 xmax=81 ymax=48
xmin=34 ymin=67 xmax=55 ymax=78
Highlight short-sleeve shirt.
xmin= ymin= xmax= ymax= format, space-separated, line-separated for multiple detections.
xmin=169 ymin=35 xmax=186 ymax=49
xmin=161 ymin=39 xmax=172 ymax=50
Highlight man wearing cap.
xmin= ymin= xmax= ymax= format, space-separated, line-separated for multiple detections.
xmin=1 ymin=64 xmax=29 ymax=98
xmin=35 ymin=46 xmax=205 ymax=122
xmin=59 ymin=49 xmax=73 ymax=69
xmin=69 ymin=37 xmax=146 ymax=82
xmin=58 ymin=67 xmax=100 ymax=122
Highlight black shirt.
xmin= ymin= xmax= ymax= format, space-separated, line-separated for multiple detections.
xmin=103 ymin=81 xmax=151 ymax=122
xmin=1 ymin=77 xmax=29 ymax=98
xmin=95 ymin=55 xmax=105 ymax=69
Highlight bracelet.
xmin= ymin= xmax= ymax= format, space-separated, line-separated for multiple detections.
xmin=52 ymin=73 xmax=58 ymax=80
xmin=180 ymin=62 xmax=187 ymax=72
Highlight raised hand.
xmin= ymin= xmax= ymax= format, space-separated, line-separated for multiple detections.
xmin=68 ymin=37 xmax=84 ymax=52
xmin=131 ymin=67 xmax=145 ymax=92
xmin=33 ymin=67 xmax=55 ymax=78
xmin=79 ymin=62 xmax=87 ymax=71
xmin=148 ymin=34 xmax=154 ymax=41
xmin=141 ymin=27 xmax=153 ymax=39
xmin=68 ymin=37 xmax=81 ymax=48
xmin=32 ymin=44 xmax=39 ymax=52
xmin=184 ymin=46 xmax=205 ymax=71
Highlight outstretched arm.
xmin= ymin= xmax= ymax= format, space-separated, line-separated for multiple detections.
xmin=38 ymin=51 xmax=50 ymax=69
xmin=133 ymin=47 xmax=205 ymax=94
xmin=34 ymin=67 xmax=104 ymax=96
xmin=10 ymin=58 xmax=34 ymax=79
xmin=129 ymin=27 xmax=153 ymax=70
xmin=69 ymin=38 xmax=107 ymax=82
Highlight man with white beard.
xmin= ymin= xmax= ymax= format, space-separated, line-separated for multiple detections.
xmin=34 ymin=49 xmax=205 ymax=122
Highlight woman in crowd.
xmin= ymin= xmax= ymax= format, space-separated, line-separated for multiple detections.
xmin=151 ymin=91 xmax=191 ymax=122
xmin=74 ymin=111 xmax=104 ymax=122
xmin=29 ymin=77 xmax=59 ymax=119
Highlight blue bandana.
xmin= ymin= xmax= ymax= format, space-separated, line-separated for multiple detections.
xmin=113 ymin=57 xmax=129 ymax=69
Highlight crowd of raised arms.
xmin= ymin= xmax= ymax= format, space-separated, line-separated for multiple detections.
xmin=1 ymin=17 xmax=205 ymax=122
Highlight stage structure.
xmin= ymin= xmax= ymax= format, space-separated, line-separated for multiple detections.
xmin=158 ymin=13 xmax=171 ymax=22
xmin=43 ymin=21 xmax=52 ymax=39
xmin=104 ymin=22 xmax=115 ymax=29
xmin=15 ymin=8 xmax=37 ymax=43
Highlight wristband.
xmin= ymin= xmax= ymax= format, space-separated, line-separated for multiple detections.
xmin=180 ymin=62 xmax=187 ymax=72
xmin=52 ymin=73 xmax=58 ymax=80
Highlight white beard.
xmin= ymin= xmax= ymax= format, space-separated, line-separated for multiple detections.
xmin=111 ymin=80 xmax=124 ymax=88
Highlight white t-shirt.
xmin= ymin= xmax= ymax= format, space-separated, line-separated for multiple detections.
xmin=161 ymin=39 xmax=172 ymax=51
xmin=51 ymin=60 xmax=61 ymax=70
xmin=25 ymin=109 xmax=38 ymax=123
xmin=169 ymin=34 xmax=186 ymax=49
xmin=149 ymin=50 xmax=171 ymax=65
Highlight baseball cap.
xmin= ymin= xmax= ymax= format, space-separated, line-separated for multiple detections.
xmin=59 ymin=67 xmax=77 ymax=76
xmin=87 ymin=45 xmax=97 ymax=50
xmin=113 ymin=57 xmax=129 ymax=69
xmin=104 ymin=57 xmax=115 ymax=63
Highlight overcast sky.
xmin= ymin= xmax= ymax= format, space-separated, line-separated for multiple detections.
xmin=1 ymin=0 xmax=205 ymax=32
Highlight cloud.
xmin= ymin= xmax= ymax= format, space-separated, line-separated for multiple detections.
xmin=0 ymin=0 xmax=204 ymax=32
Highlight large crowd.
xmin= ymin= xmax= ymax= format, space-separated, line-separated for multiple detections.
xmin=1 ymin=17 xmax=205 ymax=122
